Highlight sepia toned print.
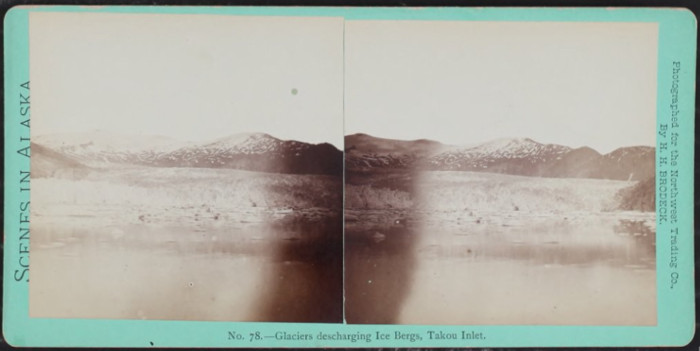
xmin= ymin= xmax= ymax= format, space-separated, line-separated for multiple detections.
xmin=29 ymin=12 xmax=344 ymax=322
xmin=344 ymin=20 xmax=658 ymax=325
xmin=28 ymin=12 xmax=659 ymax=326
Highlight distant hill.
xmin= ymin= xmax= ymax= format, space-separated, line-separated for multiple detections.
xmin=345 ymin=133 xmax=444 ymax=155
xmin=31 ymin=142 xmax=89 ymax=178
xmin=33 ymin=131 xmax=342 ymax=176
xmin=345 ymin=133 xmax=655 ymax=181
xmin=598 ymin=146 xmax=656 ymax=181
xmin=345 ymin=133 xmax=447 ymax=171
xmin=33 ymin=131 xmax=189 ymax=166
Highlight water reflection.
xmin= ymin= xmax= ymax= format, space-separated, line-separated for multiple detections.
xmin=344 ymin=212 xmax=656 ymax=325
xmin=256 ymin=213 xmax=343 ymax=323
xmin=344 ymin=221 xmax=417 ymax=324
xmin=29 ymin=212 xmax=343 ymax=322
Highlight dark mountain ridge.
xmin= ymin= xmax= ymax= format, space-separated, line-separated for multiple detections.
xmin=153 ymin=133 xmax=342 ymax=176
xmin=345 ymin=133 xmax=449 ymax=171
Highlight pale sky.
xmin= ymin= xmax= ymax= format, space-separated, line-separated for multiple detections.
xmin=30 ymin=12 xmax=344 ymax=148
xmin=30 ymin=14 xmax=658 ymax=154
xmin=345 ymin=20 xmax=659 ymax=154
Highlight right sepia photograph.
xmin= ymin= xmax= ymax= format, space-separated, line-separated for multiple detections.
xmin=343 ymin=20 xmax=658 ymax=325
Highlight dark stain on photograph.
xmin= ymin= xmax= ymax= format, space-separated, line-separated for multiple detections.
xmin=256 ymin=211 xmax=343 ymax=322
xmin=29 ymin=131 xmax=343 ymax=322
xmin=344 ymin=134 xmax=429 ymax=324
xmin=344 ymin=133 xmax=656 ymax=325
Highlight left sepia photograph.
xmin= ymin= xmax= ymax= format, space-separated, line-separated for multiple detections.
xmin=28 ymin=12 xmax=344 ymax=322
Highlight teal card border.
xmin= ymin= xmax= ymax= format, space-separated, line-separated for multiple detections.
xmin=3 ymin=6 xmax=696 ymax=347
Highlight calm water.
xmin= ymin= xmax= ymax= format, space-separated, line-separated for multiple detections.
xmin=31 ymin=209 xmax=655 ymax=325
xmin=30 ymin=214 xmax=343 ymax=322
xmin=345 ymin=211 xmax=656 ymax=325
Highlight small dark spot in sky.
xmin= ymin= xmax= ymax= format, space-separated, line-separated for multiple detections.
xmin=291 ymin=88 xmax=298 ymax=95
xmin=149 ymin=341 xmax=154 ymax=346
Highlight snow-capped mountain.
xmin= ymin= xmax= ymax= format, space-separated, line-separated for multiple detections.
xmin=345 ymin=133 xmax=655 ymax=181
xmin=154 ymin=133 xmax=342 ymax=175
xmin=33 ymin=131 xmax=342 ymax=176
xmin=202 ymin=133 xmax=284 ymax=153
xmin=34 ymin=131 xmax=653 ymax=180
xmin=33 ymin=131 xmax=189 ymax=165
xmin=426 ymin=138 xmax=572 ymax=174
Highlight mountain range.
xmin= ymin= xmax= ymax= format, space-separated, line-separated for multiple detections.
xmin=33 ymin=131 xmax=654 ymax=180
xmin=33 ymin=131 xmax=343 ymax=176
xmin=345 ymin=133 xmax=654 ymax=181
